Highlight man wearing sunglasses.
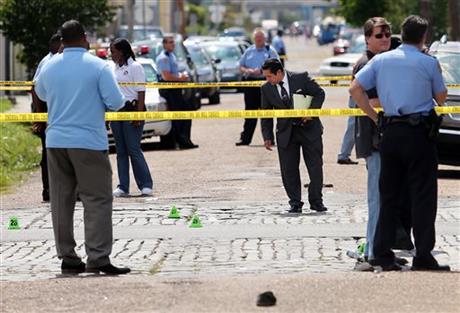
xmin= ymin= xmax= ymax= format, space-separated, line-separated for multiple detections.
xmin=350 ymin=15 xmax=449 ymax=272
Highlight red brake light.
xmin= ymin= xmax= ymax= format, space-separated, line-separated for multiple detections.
xmin=140 ymin=45 xmax=149 ymax=55
xmin=96 ymin=49 xmax=108 ymax=59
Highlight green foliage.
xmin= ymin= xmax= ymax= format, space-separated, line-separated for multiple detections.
xmin=336 ymin=0 xmax=447 ymax=39
xmin=336 ymin=0 xmax=385 ymax=27
xmin=186 ymin=3 xmax=209 ymax=35
xmin=0 ymin=0 xmax=116 ymax=77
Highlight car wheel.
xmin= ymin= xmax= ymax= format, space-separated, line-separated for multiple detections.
xmin=160 ymin=130 xmax=176 ymax=149
xmin=208 ymin=92 xmax=220 ymax=105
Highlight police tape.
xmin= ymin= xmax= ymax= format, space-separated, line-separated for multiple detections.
xmin=1 ymin=79 xmax=459 ymax=90
xmin=1 ymin=106 xmax=459 ymax=123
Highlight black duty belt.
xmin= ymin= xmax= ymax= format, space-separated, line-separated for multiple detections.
xmin=385 ymin=112 xmax=429 ymax=126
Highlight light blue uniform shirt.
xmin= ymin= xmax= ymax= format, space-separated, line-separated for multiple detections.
xmin=240 ymin=44 xmax=279 ymax=77
xmin=156 ymin=50 xmax=179 ymax=76
xmin=272 ymin=35 xmax=285 ymax=54
xmin=35 ymin=47 xmax=124 ymax=150
xmin=356 ymin=44 xmax=446 ymax=116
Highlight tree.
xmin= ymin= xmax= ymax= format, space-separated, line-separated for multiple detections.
xmin=0 ymin=0 xmax=116 ymax=77
xmin=336 ymin=0 xmax=448 ymax=42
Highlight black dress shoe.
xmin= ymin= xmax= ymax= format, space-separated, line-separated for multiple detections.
xmin=412 ymin=257 xmax=450 ymax=271
xmin=235 ymin=140 xmax=250 ymax=146
xmin=310 ymin=203 xmax=328 ymax=212
xmin=178 ymin=143 xmax=199 ymax=149
xmin=61 ymin=260 xmax=86 ymax=275
xmin=86 ymin=263 xmax=131 ymax=275
xmin=395 ymin=256 xmax=408 ymax=266
xmin=337 ymin=158 xmax=358 ymax=165
xmin=377 ymin=262 xmax=402 ymax=272
xmin=287 ymin=206 xmax=302 ymax=213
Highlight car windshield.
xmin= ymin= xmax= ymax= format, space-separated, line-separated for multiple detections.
xmin=203 ymin=45 xmax=240 ymax=61
xmin=348 ymin=36 xmax=366 ymax=54
xmin=118 ymin=29 xmax=162 ymax=42
xmin=436 ymin=53 xmax=460 ymax=84
xmin=187 ymin=47 xmax=209 ymax=66
xmin=141 ymin=63 xmax=158 ymax=82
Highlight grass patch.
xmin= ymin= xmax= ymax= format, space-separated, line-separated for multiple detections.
xmin=0 ymin=98 xmax=12 ymax=112
xmin=0 ymin=98 xmax=41 ymax=191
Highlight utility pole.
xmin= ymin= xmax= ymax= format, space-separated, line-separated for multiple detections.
xmin=127 ymin=0 xmax=135 ymax=42
xmin=419 ymin=0 xmax=433 ymax=43
xmin=448 ymin=0 xmax=459 ymax=40
xmin=176 ymin=0 xmax=186 ymax=36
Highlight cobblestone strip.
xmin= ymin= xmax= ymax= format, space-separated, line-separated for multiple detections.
xmin=1 ymin=235 xmax=458 ymax=282
xmin=2 ymin=196 xmax=458 ymax=230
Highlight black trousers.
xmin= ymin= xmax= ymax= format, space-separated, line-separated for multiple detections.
xmin=372 ymin=123 xmax=437 ymax=266
xmin=160 ymin=88 xmax=192 ymax=145
xmin=277 ymin=126 xmax=324 ymax=208
xmin=240 ymin=86 xmax=262 ymax=143
xmin=38 ymin=131 xmax=49 ymax=195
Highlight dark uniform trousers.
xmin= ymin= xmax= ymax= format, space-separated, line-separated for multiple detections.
xmin=372 ymin=123 xmax=437 ymax=265
xmin=240 ymin=78 xmax=263 ymax=144
xmin=38 ymin=131 xmax=49 ymax=197
xmin=160 ymin=88 xmax=192 ymax=145
xmin=277 ymin=125 xmax=324 ymax=208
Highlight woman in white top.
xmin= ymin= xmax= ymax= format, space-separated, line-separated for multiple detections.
xmin=110 ymin=38 xmax=153 ymax=197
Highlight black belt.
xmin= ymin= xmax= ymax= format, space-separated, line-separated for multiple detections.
xmin=385 ymin=112 xmax=429 ymax=126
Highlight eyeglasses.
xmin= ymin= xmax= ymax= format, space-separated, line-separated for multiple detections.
xmin=374 ymin=32 xmax=391 ymax=39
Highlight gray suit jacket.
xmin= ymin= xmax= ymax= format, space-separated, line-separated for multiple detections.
xmin=261 ymin=71 xmax=325 ymax=148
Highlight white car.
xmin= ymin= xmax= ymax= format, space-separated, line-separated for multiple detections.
xmin=108 ymin=57 xmax=172 ymax=146
xmin=319 ymin=35 xmax=365 ymax=80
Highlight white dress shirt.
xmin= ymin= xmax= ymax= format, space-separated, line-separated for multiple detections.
xmin=112 ymin=57 xmax=146 ymax=102
xmin=276 ymin=73 xmax=290 ymax=99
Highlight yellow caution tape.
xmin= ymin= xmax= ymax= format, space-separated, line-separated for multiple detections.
xmin=0 ymin=86 xmax=32 ymax=91
xmin=1 ymin=107 xmax=459 ymax=123
xmin=1 ymin=80 xmax=458 ymax=90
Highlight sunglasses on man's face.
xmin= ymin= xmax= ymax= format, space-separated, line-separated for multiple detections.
xmin=374 ymin=32 xmax=391 ymax=39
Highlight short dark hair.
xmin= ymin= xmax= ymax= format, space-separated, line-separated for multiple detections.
xmin=111 ymin=38 xmax=136 ymax=63
xmin=277 ymin=29 xmax=283 ymax=36
xmin=60 ymin=20 xmax=85 ymax=44
xmin=262 ymin=58 xmax=284 ymax=74
xmin=162 ymin=35 xmax=174 ymax=44
xmin=401 ymin=15 xmax=428 ymax=45
xmin=49 ymin=33 xmax=62 ymax=53
xmin=363 ymin=17 xmax=391 ymax=37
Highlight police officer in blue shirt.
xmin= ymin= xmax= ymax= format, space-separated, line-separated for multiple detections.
xmin=156 ymin=35 xmax=198 ymax=149
xmin=272 ymin=29 xmax=286 ymax=66
xmin=236 ymin=28 xmax=279 ymax=146
xmin=350 ymin=15 xmax=449 ymax=272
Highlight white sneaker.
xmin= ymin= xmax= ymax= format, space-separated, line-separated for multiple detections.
xmin=141 ymin=187 xmax=153 ymax=196
xmin=113 ymin=188 xmax=129 ymax=197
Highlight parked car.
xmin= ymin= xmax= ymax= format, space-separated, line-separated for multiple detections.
xmin=218 ymin=27 xmax=252 ymax=44
xmin=107 ymin=58 xmax=172 ymax=147
xmin=319 ymin=35 xmax=365 ymax=80
xmin=116 ymin=25 xmax=164 ymax=41
xmin=133 ymin=34 xmax=202 ymax=110
xmin=429 ymin=39 xmax=460 ymax=166
xmin=184 ymin=41 xmax=221 ymax=104
xmin=200 ymin=40 xmax=243 ymax=85
xmin=332 ymin=27 xmax=361 ymax=55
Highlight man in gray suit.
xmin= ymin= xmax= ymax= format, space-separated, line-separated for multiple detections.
xmin=261 ymin=58 xmax=327 ymax=213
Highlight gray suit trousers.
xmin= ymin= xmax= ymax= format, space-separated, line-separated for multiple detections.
xmin=47 ymin=148 xmax=113 ymax=268
xmin=277 ymin=126 xmax=324 ymax=208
